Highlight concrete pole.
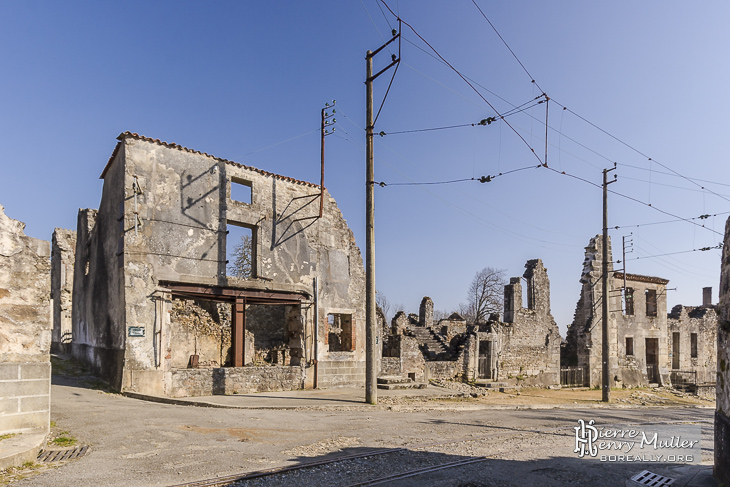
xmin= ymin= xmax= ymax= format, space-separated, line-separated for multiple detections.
xmin=365 ymin=50 xmax=377 ymax=405
xmin=602 ymin=168 xmax=610 ymax=403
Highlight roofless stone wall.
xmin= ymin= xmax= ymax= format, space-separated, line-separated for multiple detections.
xmin=0 ymin=204 xmax=51 ymax=466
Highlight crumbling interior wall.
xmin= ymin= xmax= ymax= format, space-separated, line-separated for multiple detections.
xmin=51 ymin=228 xmax=76 ymax=354
xmin=169 ymin=299 xmax=233 ymax=368
xmin=0 ymin=204 xmax=51 ymax=442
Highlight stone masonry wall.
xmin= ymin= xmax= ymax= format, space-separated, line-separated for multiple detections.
xmin=715 ymin=216 xmax=730 ymax=484
xmin=51 ymin=228 xmax=76 ymax=354
xmin=0 ymin=204 xmax=51 ymax=437
xmin=498 ymin=259 xmax=560 ymax=386
xmin=169 ymin=365 xmax=306 ymax=397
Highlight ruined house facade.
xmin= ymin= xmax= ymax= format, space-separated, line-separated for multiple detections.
xmin=0 ymin=205 xmax=51 ymax=465
xmin=566 ymin=236 xmax=669 ymax=387
xmin=381 ymin=259 xmax=560 ymax=387
xmin=667 ymin=290 xmax=717 ymax=388
xmin=565 ymin=235 xmax=717 ymax=390
xmin=70 ymin=132 xmax=365 ymax=397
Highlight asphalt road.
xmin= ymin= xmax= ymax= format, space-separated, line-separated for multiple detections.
xmin=11 ymin=376 xmax=715 ymax=487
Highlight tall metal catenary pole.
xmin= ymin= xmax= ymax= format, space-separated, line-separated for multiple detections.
xmin=365 ymin=50 xmax=376 ymax=405
xmin=602 ymin=165 xmax=616 ymax=403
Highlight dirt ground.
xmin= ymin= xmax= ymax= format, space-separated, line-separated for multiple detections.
xmin=0 ymin=365 xmax=716 ymax=486
xmin=384 ymin=378 xmax=715 ymax=409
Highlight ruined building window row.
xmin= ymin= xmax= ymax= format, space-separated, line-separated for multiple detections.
xmin=645 ymin=289 xmax=657 ymax=317
xmin=625 ymin=336 xmax=634 ymax=356
xmin=691 ymin=332 xmax=698 ymax=358
xmin=624 ymin=287 xmax=634 ymax=315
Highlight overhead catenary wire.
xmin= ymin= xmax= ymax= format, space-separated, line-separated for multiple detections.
xmin=551 ymin=100 xmax=730 ymax=205
xmin=467 ymin=0 xmax=729 ymax=205
xmin=622 ymin=244 xmax=723 ymax=262
xmin=371 ymin=164 xmax=539 ymax=186
xmin=400 ymin=2 xmax=729 ymax=203
xmin=333 ymin=116 xmax=579 ymax=250
xmin=469 ymin=0 xmax=544 ymax=94
xmin=615 ymin=210 xmax=730 ymax=230
xmin=543 ymin=166 xmax=724 ymax=236
xmin=378 ymin=0 xmax=546 ymax=166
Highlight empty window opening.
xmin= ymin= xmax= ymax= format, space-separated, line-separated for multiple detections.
xmin=230 ymin=178 xmax=252 ymax=204
xmin=672 ymin=332 xmax=680 ymax=369
xmin=691 ymin=333 xmax=698 ymax=358
xmin=645 ymin=289 xmax=657 ymax=317
xmin=227 ymin=223 xmax=255 ymax=278
xmin=625 ymin=337 xmax=634 ymax=356
xmin=624 ymin=287 xmax=634 ymax=315
xmin=327 ymin=313 xmax=353 ymax=352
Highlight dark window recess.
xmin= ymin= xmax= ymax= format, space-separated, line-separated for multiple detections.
xmin=231 ymin=178 xmax=252 ymax=204
xmin=691 ymin=333 xmax=698 ymax=358
xmin=624 ymin=287 xmax=634 ymax=315
xmin=626 ymin=337 xmax=634 ymax=356
xmin=327 ymin=313 xmax=353 ymax=352
xmin=645 ymin=289 xmax=657 ymax=317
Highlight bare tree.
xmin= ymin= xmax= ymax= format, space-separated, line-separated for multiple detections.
xmin=376 ymin=290 xmax=392 ymax=321
xmin=461 ymin=267 xmax=506 ymax=323
xmin=227 ymin=234 xmax=252 ymax=279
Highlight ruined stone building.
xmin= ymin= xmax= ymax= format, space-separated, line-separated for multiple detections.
xmin=380 ymin=259 xmax=561 ymax=387
xmin=667 ymin=288 xmax=717 ymax=391
xmin=716 ymin=217 xmax=730 ymax=484
xmin=0 ymin=205 xmax=51 ymax=466
xmin=564 ymin=235 xmax=717 ymax=390
xmin=51 ymin=228 xmax=76 ymax=355
xmin=64 ymin=132 xmax=365 ymax=397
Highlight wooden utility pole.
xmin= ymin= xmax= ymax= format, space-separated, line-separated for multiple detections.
xmin=365 ymin=29 xmax=400 ymax=405
xmin=602 ymin=164 xmax=616 ymax=403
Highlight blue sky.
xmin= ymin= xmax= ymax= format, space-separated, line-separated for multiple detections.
xmin=1 ymin=1 xmax=728 ymax=333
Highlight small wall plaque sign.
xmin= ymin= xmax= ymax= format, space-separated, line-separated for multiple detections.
xmin=128 ymin=326 xmax=145 ymax=337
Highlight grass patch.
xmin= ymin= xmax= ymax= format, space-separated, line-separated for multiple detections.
xmin=50 ymin=431 xmax=76 ymax=447
xmin=0 ymin=434 xmax=17 ymax=442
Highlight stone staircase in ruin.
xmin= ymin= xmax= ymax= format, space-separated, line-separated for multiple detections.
xmin=408 ymin=326 xmax=453 ymax=361
xmin=377 ymin=376 xmax=428 ymax=390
